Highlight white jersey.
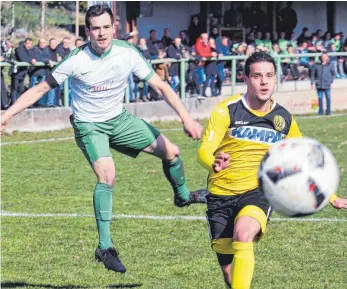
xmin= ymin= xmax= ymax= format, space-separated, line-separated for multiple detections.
xmin=50 ymin=40 xmax=154 ymax=122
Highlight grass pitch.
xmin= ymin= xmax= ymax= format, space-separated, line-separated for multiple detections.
xmin=1 ymin=115 xmax=347 ymax=289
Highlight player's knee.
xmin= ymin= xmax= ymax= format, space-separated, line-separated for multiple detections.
xmin=233 ymin=229 xmax=255 ymax=243
xmin=97 ymin=170 xmax=116 ymax=185
xmin=165 ymin=143 xmax=180 ymax=161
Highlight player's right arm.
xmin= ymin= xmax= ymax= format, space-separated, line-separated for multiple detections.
xmin=286 ymin=116 xmax=302 ymax=138
xmin=197 ymin=102 xmax=230 ymax=172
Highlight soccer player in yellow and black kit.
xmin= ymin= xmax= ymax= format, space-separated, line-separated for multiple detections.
xmin=197 ymin=52 xmax=346 ymax=289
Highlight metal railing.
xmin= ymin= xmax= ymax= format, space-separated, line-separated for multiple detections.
xmin=1 ymin=52 xmax=346 ymax=107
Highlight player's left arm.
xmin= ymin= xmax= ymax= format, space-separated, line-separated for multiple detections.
xmin=286 ymin=116 xmax=346 ymax=209
xmin=130 ymin=46 xmax=202 ymax=139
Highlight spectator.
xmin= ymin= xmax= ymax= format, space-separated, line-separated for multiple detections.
xmin=179 ymin=30 xmax=189 ymax=46
xmin=161 ymin=28 xmax=173 ymax=49
xmin=323 ymin=32 xmax=331 ymax=49
xmin=75 ymin=38 xmax=85 ymax=48
xmin=255 ymin=31 xmax=263 ymax=48
xmin=30 ymin=38 xmax=51 ymax=107
xmin=203 ymin=38 xmax=218 ymax=97
xmin=246 ymin=32 xmax=256 ymax=46
xmin=188 ymin=15 xmax=204 ymax=46
xmin=316 ymin=29 xmax=324 ymax=42
xmin=1 ymin=39 xmax=14 ymax=109
xmin=288 ymin=32 xmax=297 ymax=49
xmin=278 ymin=31 xmax=288 ymax=53
xmin=342 ymin=44 xmax=347 ymax=76
xmin=46 ymin=38 xmax=61 ymax=107
xmin=263 ymin=32 xmax=273 ymax=52
xmin=329 ymin=43 xmax=346 ymax=78
xmin=216 ymin=36 xmax=231 ymax=94
xmin=330 ymin=33 xmax=341 ymax=52
xmin=183 ymin=47 xmax=203 ymax=98
xmin=167 ymin=37 xmax=183 ymax=92
xmin=10 ymin=38 xmax=35 ymax=104
xmin=136 ymin=37 xmax=151 ymax=102
xmin=149 ymin=49 xmax=170 ymax=101
xmin=297 ymin=27 xmax=309 ymax=43
xmin=195 ymin=33 xmax=214 ymax=87
xmin=308 ymin=34 xmax=318 ymax=51
xmin=277 ymin=2 xmax=297 ymax=36
xmin=272 ymin=31 xmax=279 ymax=43
xmin=57 ymin=37 xmax=71 ymax=59
xmin=311 ymin=53 xmax=335 ymax=115
xmin=146 ymin=29 xmax=164 ymax=59
xmin=281 ymin=45 xmax=300 ymax=80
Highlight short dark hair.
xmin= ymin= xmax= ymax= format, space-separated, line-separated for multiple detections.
xmin=150 ymin=29 xmax=156 ymax=34
xmin=24 ymin=38 xmax=32 ymax=43
xmin=244 ymin=51 xmax=277 ymax=77
xmin=85 ymin=4 xmax=113 ymax=29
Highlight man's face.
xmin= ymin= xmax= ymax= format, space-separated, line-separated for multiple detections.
xmin=165 ymin=29 xmax=170 ymax=37
xmin=302 ymin=42 xmax=308 ymax=49
xmin=50 ymin=39 xmax=57 ymax=50
xmin=174 ymin=38 xmax=181 ymax=47
xmin=139 ymin=38 xmax=146 ymax=46
xmin=85 ymin=12 xmax=115 ymax=53
xmin=221 ymin=38 xmax=228 ymax=46
xmin=39 ymin=39 xmax=46 ymax=49
xmin=321 ymin=54 xmax=329 ymax=63
xmin=75 ymin=39 xmax=84 ymax=47
xmin=150 ymin=31 xmax=157 ymax=40
xmin=63 ymin=38 xmax=70 ymax=48
xmin=273 ymin=44 xmax=279 ymax=52
xmin=24 ymin=40 xmax=33 ymax=50
xmin=256 ymin=32 xmax=262 ymax=39
xmin=265 ymin=32 xmax=270 ymax=39
xmin=280 ymin=32 xmax=285 ymax=38
xmin=212 ymin=27 xmax=218 ymax=35
xmin=201 ymin=33 xmax=208 ymax=43
xmin=244 ymin=61 xmax=276 ymax=103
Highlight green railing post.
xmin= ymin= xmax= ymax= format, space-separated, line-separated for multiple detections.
xmin=64 ymin=79 xmax=69 ymax=107
xmin=276 ymin=56 xmax=281 ymax=92
xmin=231 ymin=58 xmax=236 ymax=96
xmin=125 ymin=83 xmax=130 ymax=103
xmin=180 ymin=58 xmax=186 ymax=99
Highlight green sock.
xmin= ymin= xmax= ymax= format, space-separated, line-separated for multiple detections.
xmin=162 ymin=156 xmax=190 ymax=202
xmin=93 ymin=182 xmax=114 ymax=249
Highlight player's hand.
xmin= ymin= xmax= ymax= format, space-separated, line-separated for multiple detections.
xmin=183 ymin=119 xmax=203 ymax=140
xmin=1 ymin=112 xmax=11 ymax=134
xmin=331 ymin=197 xmax=347 ymax=209
xmin=212 ymin=152 xmax=230 ymax=173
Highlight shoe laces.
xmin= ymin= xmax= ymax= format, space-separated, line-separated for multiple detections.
xmin=108 ymin=248 xmax=120 ymax=258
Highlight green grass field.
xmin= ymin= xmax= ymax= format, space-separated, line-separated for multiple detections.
xmin=1 ymin=115 xmax=347 ymax=289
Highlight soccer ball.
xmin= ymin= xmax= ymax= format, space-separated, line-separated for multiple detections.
xmin=258 ymin=137 xmax=340 ymax=217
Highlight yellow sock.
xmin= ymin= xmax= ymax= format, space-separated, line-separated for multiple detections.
xmin=230 ymin=241 xmax=254 ymax=289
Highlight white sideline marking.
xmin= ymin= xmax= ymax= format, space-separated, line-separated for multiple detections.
xmin=1 ymin=211 xmax=346 ymax=222
xmin=2 ymin=113 xmax=347 ymax=147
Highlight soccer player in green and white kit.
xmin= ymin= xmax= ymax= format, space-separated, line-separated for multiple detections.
xmin=1 ymin=4 xmax=207 ymax=273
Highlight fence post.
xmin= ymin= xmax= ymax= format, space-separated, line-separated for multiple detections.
xmin=180 ymin=59 xmax=186 ymax=100
xmin=231 ymin=57 xmax=236 ymax=96
xmin=276 ymin=56 xmax=281 ymax=92
xmin=64 ymin=79 xmax=69 ymax=107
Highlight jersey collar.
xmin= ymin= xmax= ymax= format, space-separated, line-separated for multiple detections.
xmin=88 ymin=42 xmax=112 ymax=59
xmin=242 ymin=93 xmax=277 ymax=117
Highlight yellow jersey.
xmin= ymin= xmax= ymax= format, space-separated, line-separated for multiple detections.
xmin=197 ymin=94 xmax=302 ymax=196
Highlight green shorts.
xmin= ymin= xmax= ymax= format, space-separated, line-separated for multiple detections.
xmin=70 ymin=109 xmax=161 ymax=164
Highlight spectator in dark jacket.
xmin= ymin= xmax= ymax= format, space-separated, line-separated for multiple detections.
xmin=188 ymin=15 xmax=204 ymax=46
xmin=10 ymin=38 xmax=35 ymax=104
xmin=311 ymin=53 xmax=335 ymax=115
xmin=46 ymin=38 xmax=61 ymax=107
xmin=203 ymin=38 xmax=218 ymax=97
xmin=30 ymin=38 xmax=51 ymax=107
xmin=161 ymin=28 xmax=173 ymax=49
xmin=216 ymin=37 xmax=231 ymax=95
xmin=167 ymin=37 xmax=184 ymax=92
xmin=56 ymin=37 xmax=71 ymax=59
xmin=147 ymin=29 xmax=164 ymax=59
xmin=179 ymin=30 xmax=189 ymax=46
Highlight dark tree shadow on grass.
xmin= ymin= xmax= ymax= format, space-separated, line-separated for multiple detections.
xmin=1 ymin=282 xmax=142 ymax=289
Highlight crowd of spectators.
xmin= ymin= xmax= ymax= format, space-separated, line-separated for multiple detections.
xmin=1 ymin=20 xmax=347 ymax=108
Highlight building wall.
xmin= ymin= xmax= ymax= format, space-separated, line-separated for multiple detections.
xmin=335 ymin=1 xmax=347 ymax=34
xmin=136 ymin=1 xmax=200 ymax=39
xmin=291 ymin=1 xmax=327 ymax=36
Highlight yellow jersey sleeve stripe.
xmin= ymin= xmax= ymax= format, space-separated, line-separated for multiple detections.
xmin=286 ymin=116 xmax=302 ymax=138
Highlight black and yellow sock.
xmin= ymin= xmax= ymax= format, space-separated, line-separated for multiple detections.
xmin=93 ymin=182 xmax=114 ymax=249
xmin=230 ymin=241 xmax=254 ymax=289
xmin=162 ymin=156 xmax=190 ymax=203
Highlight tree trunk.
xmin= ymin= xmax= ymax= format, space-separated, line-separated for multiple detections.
xmin=41 ymin=1 xmax=46 ymax=35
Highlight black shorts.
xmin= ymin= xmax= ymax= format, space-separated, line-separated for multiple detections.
xmin=206 ymin=188 xmax=272 ymax=254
